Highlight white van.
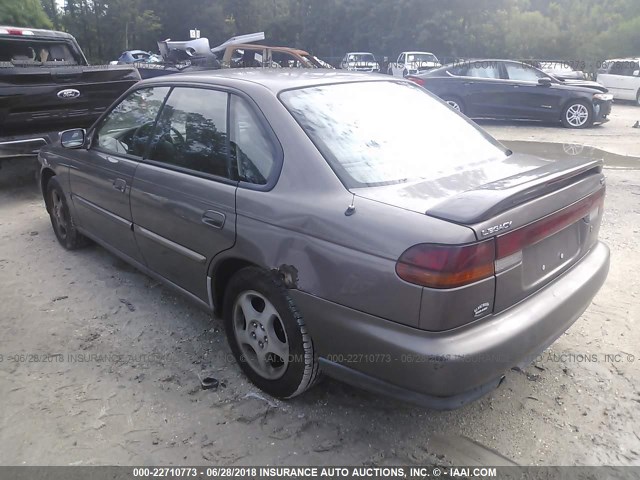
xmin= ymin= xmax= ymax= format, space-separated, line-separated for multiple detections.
xmin=596 ymin=58 xmax=640 ymax=105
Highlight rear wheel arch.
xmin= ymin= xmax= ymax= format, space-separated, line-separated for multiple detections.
xmin=210 ymin=257 xmax=259 ymax=316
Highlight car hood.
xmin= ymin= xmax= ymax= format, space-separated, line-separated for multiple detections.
xmin=350 ymin=152 xmax=555 ymax=214
xmin=556 ymin=79 xmax=608 ymax=92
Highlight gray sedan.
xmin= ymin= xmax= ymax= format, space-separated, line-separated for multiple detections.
xmin=37 ymin=70 xmax=609 ymax=409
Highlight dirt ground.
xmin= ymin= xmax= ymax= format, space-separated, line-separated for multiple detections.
xmin=1 ymin=107 xmax=639 ymax=466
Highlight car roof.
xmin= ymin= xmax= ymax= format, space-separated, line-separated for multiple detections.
xmin=0 ymin=26 xmax=75 ymax=40
xmin=604 ymin=57 xmax=640 ymax=62
xmin=140 ymin=69 xmax=394 ymax=93
xmin=346 ymin=52 xmax=374 ymax=55
xmin=404 ymin=51 xmax=436 ymax=55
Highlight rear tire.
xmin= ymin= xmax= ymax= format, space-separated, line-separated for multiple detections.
xmin=561 ymin=100 xmax=593 ymax=128
xmin=636 ymin=89 xmax=640 ymax=106
xmin=223 ymin=267 xmax=320 ymax=399
xmin=443 ymin=96 xmax=465 ymax=115
xmin=46 ymin=177 xmax=89 ymax=250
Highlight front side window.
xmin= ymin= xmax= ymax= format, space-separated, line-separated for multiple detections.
xmin=505 ymin=63 xmax=546 ymax=82
xmin=95 ymin=87 xmax=170 ymax=157
xmin=230 ymin=95 xmax=277 ymax=185
xmin=147 ymin=87 xmax=230 ymax=178
xmin=281 ymin=81 xmax=507 ymax=187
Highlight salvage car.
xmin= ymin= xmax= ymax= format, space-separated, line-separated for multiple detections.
xmin=596 ymin=58 xmax=640 ymax=105
xmin=115 ymin=49 xmax=162 ymax=65
xmin=0 ymin=25 xmax=140 ymax=161
xmin=408 ymin=60 xmax=612 ymax=128
xmin=537 ymin=61 xmax=586 ymax=80
xmin=37 ymin=70 xmax=609 ymax=409
xmin=340 ymin=52 xmax=380 ymax=72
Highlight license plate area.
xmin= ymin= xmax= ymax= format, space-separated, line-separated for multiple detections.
xmin=522 ymin=222 xmax=582 ymax=289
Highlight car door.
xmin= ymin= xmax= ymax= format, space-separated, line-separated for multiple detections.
xmin=600 ymin=61 xmax=634 ymax=100
xmin=69 ymin=86 xmax=170 ymax=263
xmin=457 ymin=62 xmax=509 ymax=118
xmin=129 ymin=86 xmax=238 ymax=303
xmin=393 ymin=53 xmax=406 ymax=76
xmin=501 ymin=61 xmax=562 ymax=121
xmin=617 ymin=60 xmax=640 ymax=101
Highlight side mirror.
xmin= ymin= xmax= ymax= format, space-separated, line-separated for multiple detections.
xmin=538 ymin=77 xmax=552 ymax=87
xmin=60 ymin=128 xmax=86 ymax=149
xmin=633 ymin=70 xmax=640 ymax=77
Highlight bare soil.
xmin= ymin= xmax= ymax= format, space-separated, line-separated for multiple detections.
xmin=0 ymin=116 xmax=639 ymax=466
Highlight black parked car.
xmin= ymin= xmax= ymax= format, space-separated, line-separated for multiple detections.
xmin=407 ymin=60 xmax=612 ymax=128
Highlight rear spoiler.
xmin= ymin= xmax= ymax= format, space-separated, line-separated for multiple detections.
xmin=426 ymin=157 xmax=603 ymax=224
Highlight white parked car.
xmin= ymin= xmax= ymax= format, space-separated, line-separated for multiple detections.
xmin=596 ymin=58 xmax=640 ymax=105
xmin=339 ymin=52 xmax=380 ymax=72
xmin=388 ymin=51 xmax=441 ymax=77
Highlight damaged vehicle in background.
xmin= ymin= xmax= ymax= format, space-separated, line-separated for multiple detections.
xmin=340 ymin=52 xmax=380 ymax=72
xmin=143 ymin=32 xmax=329 ymax=78
xmin=113 ymin=49 xmax=162 ymax=65
xmin=536 ymin=61 xmax=586 ymax=80
xmin=408 ymin=60 xmax=612 ymax=128
xmin=37 ymin=70 xmax=609 ymax=409
xmin=0 ymin=25 xmax=140 ymax=162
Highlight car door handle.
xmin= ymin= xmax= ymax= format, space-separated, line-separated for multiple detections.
xmin=113 ymin=178 xmax=127 ymax=193
xmin=202 ymin=210 xmax=225 ymax=229
xmin=463 ymin=81 xmax=475 ymax=85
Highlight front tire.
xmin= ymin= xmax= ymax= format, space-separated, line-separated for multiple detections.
xmin=46 ymin=177 xmax=89 ymax=250
xmin=562 ymin=100 xmax=593 ymax=128
xmin=223 ymin=267 xmax=319 ymax=399
xmin=636 ymin=89 xmax=640 ymax=106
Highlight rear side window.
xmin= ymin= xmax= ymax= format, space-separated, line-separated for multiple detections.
xmin=230 ymin=95 xmax=277 ymax=185
xmin=281 ymin=81 xmax=507 ymax=187
xmin=466 ymin=64 xmax=500 ymax=79
xmin=0 ymin=39 xmax=80 ymax=64
xmin=147 ymin=87 xmax=231 ymax=178
xmin=96 ymin=87 xmax=170 ymax=157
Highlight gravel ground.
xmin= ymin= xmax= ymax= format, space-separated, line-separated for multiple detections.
xmin=0 ymin=114 xmax=639 ymax=466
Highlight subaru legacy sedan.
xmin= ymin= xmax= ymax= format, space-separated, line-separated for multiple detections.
xmin=37 ymin=70 xmax=609 ymax=409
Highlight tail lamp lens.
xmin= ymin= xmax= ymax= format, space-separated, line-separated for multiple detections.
xmin=396 ymin=240 xmax=495 ymax=289
xmin=407 ymin=76 xmax=425 ymax=86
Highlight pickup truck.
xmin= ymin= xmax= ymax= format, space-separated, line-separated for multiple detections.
xmin=0 ymin=26 xmax=140 ymax=162
xmin=387 ymin=51 xmax=441 ymax=77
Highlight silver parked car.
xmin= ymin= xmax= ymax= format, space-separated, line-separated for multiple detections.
xmin=37 ymin=70 xmax=609 ymax=409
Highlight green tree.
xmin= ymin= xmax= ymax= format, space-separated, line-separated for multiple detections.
xmin=0 ymin=0 xmax=52 ymax=28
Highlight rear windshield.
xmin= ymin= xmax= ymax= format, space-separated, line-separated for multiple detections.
xmin=280 ymin=81 xmax=508 ymax=187
xmin=0 ymin=38 xmax=81 ymax=65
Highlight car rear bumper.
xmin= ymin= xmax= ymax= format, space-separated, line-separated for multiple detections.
xmin=0 ymin=133 xmax=56 ymax=160
xmin=291 ymin=241 xmax=610 ymax=409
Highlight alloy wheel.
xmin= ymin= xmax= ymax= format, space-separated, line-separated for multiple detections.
xmin=565 ymin=103 xmax=589 ymax=127
xmin=232 ymin=290 xmax=289 ymax=380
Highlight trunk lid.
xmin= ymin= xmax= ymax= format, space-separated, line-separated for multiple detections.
xmin=352 ymin=153 xmax=605 ymax=314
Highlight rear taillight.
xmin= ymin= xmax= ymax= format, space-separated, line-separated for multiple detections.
xmin=396 ymin=240 xmax=495 ymax=289
xmin=406 ymin=76 xmax=425 ymax=86
xmin=496 ymin=188 xmax=605 ymax=260
xmin=397 ymin=188 xmax=605 ymax=289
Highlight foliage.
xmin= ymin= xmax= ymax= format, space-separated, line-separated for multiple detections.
xmin=12 ymin=0 xmax=639 ymax=67
xmin=0 ymin=0 xmax=52 ymax=29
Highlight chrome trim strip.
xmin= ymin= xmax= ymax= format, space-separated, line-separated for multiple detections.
xmin=72 ymin=194 xmax=132 ymax=228
xmin=0 ymin=137 xmax=47 ymax=146
xmin=135 ymin=225 xmax=207 ymax=264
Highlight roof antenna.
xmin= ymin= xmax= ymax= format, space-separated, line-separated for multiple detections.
xmin=345 ymin=194 xmax=356 ymax=216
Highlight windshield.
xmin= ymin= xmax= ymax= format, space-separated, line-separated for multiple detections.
xmin=407 ymin=53 xmax=438 ymax=64
xmin=280 ymin=81 xmax=508 ymax=187
xmin=348 ymin=53 xmax=375 ymax=63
